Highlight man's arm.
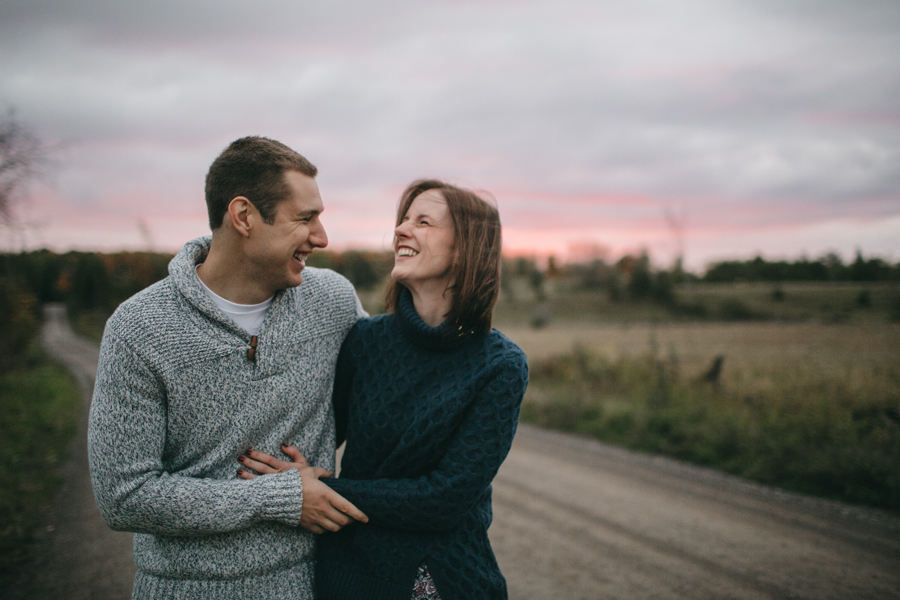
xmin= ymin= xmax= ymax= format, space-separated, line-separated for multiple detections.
xmin=251 ymin=352 xmax=529 ymax=533
xmin=88 ymin=330 xmax=307 ymax=537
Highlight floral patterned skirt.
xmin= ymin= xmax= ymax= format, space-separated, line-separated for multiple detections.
xmin=411 ymin=564 xmax=442 ymax=600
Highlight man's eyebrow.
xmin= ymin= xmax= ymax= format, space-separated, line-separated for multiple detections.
xmin=295 ymin=208 xmax=321 ymax=218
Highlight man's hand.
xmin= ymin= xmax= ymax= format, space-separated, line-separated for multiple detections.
xmin=237 ymin=446 xmax=368 ymax=533
xmin=297 ymin=468 xmax=368 ymax=534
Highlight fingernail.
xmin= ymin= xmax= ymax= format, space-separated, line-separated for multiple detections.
xmin=237 ymin=469 xmax=244 ymax=476
xmin=238 ymin=456 xmax=245 ymax=463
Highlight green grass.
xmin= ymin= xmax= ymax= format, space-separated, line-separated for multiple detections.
xmin=0 ymin=345 xmax=82 ymax=587
xmin=68 ymin=309 xmax=108 ymax=343
xmin=521 ymin=345 xmax=900 ymax=512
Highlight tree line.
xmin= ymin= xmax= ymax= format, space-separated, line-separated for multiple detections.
xmin=702 ymin=252 xmax=899 ymax=283
xmin=2 ymin=247 xmax=898 ymax=365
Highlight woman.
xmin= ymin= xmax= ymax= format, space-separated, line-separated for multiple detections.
xmin=242 ymin=180 xmax=528 ymax=600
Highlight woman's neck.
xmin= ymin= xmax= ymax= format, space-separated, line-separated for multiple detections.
xmin=405 ymin=280 xmax=453 ymax=328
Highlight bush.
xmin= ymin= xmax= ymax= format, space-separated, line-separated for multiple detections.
xmin=719 ymin=298 xmax=756 ymax=321
xmin=0 ymin=277 xmax=38 ymax=374
xmin=0 ymin=345 xmax=81 ymax=587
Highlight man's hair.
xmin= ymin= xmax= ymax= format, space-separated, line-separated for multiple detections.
xmin=384 ymin=179 xmax=502 ymax=333
xmin=205 ymin=136 xmax=317 ymax=230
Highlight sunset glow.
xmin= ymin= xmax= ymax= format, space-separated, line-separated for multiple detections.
xmin=1 ymin=0 xmax=898 ymax=271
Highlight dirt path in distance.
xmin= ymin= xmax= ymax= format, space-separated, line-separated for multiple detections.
xmin=6 ymin=305 xmax=135 ymax=600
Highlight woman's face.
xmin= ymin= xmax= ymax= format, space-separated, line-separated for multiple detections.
xmin=391 ymin=189 xmax=456 ymax=291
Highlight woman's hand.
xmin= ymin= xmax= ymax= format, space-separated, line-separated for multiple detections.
xmin=237 ymin=445 xmax=318 ymax=479
xmin=237 ymin=445 xmax=368 ymax=533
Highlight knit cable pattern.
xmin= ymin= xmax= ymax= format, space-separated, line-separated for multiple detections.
xmin=317 ymin=288 xmax=529 ymax=600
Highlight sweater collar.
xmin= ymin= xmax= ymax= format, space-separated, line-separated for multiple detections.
xmin=396 ymin=286 xmax=479 ymax=351
xmin=168 ymin=236 xmax=286 ymax=338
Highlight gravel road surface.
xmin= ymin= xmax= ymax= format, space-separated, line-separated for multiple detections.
xmin=13 ymin=305 xmax=899 ymax=599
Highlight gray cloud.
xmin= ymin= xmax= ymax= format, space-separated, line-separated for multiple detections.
xmin=1 ymin=0 xmax=898 ymax=264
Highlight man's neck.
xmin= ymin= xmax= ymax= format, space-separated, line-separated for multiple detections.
xmin=196 ymin=238 xmax=275 ymax=305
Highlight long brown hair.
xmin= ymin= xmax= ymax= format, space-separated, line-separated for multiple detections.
xmin=384 ymin=179 xmax=502 ymax=333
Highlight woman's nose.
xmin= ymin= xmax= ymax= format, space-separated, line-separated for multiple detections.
xmin=395 ymin=222 xmax=411 ymax=238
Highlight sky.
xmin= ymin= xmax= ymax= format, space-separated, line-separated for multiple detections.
xmin=1 ymin=0 xmax=898 ymax=271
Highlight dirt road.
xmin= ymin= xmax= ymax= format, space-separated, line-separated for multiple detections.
xmin=10 ymin=305 xmax=136 ymax=600
xmin=19 ymin=306 xmax=900 ymax=599
xmin=490 ymin=427 xmax=900 ymax=599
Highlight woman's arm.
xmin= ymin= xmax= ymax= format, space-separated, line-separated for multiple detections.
xmin=325 ymin=351 xmax=529 ymax=533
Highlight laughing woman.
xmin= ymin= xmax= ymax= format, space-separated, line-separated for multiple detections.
xmin=244 ymin=180 xmax=528 ymax=600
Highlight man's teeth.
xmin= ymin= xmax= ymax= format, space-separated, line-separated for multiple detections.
xmin=397 ymin=248 xmax=418 ymax=257
xmin=293 ymin=252 xmax=307 ymax=263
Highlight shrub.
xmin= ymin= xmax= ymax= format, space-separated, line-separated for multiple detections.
xmin=0 ymin=278 xmax=38 ymax=374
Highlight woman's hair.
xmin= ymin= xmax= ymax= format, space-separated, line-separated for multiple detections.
xmin=384 ymin=179 xmax=502 ymax=333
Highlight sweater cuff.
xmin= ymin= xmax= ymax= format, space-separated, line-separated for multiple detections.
xmin=255 ymin=469 xmax=304 ymax=526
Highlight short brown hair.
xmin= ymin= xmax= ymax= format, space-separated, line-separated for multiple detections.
xmin=384 ymin=179 xmax=502 ymax=333
xmin=205 ymin=136 xmax=317 ymax=230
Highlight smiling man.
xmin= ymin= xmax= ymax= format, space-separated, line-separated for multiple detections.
xmin=87 ymin=136 xmax=368 ymax=599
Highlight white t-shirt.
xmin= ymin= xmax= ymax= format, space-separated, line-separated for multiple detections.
xmin=195 ymin=266 xmax=272 ymax=336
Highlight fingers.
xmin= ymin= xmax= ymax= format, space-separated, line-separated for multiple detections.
xmin=239 ymin=453 xmax=283 ymax=475
xmin=327 ymin=490 xmax=368 ymax=523
xmin=309 ymin=467 xmax=334 ymax=479
xmin=281 ymin=445 xmax=310 ymax=467
xmin=298 ymin=471 xmax=368 ymax=533
xmin=237 ymin=469 xmax=256 ymax=480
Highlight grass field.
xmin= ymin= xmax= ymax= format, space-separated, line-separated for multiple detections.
xmin=498 ymin=319 xmax=900 ymax=511
xmin=494 ymin=280 xmax=900 ymax=325
xmin=0 ymin=346 xmax=82 ymax=588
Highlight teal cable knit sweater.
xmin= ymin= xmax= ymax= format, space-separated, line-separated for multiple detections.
xmin=316 ymin=289 xmax=529 ymax=600
xmin=88 ymin=237 xmax=363 ymax=599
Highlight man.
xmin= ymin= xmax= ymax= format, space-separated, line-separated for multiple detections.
xmin=88 ymin=136 xmax=367 ymax=599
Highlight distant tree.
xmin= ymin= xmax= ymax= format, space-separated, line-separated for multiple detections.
xmin=704 ymin=252 xmax=899 ymax=283
xmin=0 ymin=109 xmax=47 ymax=230
xmin=624 ymin=252 xmax=653 ymax=300
xmin=67 ymin=252 xmax=111 ymax=314
xmin=306 ymin=249 xmax=392 ymax=290
xmin=500 ymin=258 xmax=514 ymax=301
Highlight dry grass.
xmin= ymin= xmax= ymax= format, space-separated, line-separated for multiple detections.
xmin=498 ymin=321 xmax=900 ymax=396
xmin=503 ymin=321 xmax=900 ymax=510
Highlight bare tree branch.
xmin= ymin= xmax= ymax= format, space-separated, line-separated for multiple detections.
xmin=0 ymin=108 xmax=47 ymax=227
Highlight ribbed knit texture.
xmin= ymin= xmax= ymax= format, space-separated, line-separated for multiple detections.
xmin=87 ymin=236 xmax=364 ymax=599
xmin=316 ymin=288 xmax=529 ymax=600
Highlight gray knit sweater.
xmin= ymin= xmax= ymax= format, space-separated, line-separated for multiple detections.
xmin=87 ymin=236 xmax=364 ymax=599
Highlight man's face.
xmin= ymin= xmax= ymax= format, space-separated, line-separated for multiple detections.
xmin=245 ymin=169 xmax=327 ymax=295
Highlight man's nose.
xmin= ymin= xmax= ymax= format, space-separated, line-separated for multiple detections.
xmin=310 ymin=219 xmax=328 ymax=249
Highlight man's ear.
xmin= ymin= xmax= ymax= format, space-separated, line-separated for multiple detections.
xmin=226 ymin=197 xmax=253 ymax=238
